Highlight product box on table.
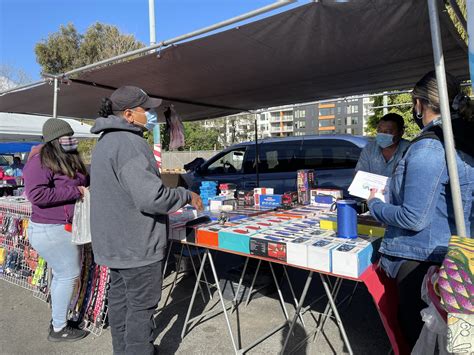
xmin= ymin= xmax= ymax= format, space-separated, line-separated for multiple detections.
xmin=331 ymin=236 xmax=382 ymax=278
xmin=259 ymin=194 xmax=283 ymax=208
xmin=319 ymin=214 xmax=386 ymax=238
xmin=169 ymin=222 xmax=187 ymax=241
xmin=286 ymin=236 xmax=313 ymax=267
xmin=237 ymin=190 xmax=255 ymax=207
xmin=249 ymin=233 xmax=292 ymax=261
xmin=307 ymin=238 xmax=341 ymax=272
xmin=273 ymin=225 xmax=309 ymax=236
xmin=310 ymin=188 xmax=343 ymax=207
xmin=196 ymin=222 xmax=236 ymax=247
xmin=300 ymin=228 xmax=336 ymax=240
xmin=297 ymin=170 xmax=316 ymax=205
xmin=254 ymin=188 xmax=274 ymax=205
xmin=184 ymin=216 xmax=212 ymax=243
xmin=270 ymin=210 xmax=307 ymax=219
xmin=218 ymin=226 xmax=264 ymax=254
xmin=281 ymin=191 xmax=298 ymax=208
xmin=209 ymin=196 xmax=236 ymax=212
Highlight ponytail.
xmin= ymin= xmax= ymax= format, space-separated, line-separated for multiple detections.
xmin=98 ymin=98 xmax=114 ymax=117
xmin=452 ymin=93 xmax=473 ymax=123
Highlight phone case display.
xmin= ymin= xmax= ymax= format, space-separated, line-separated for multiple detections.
xmin=0 ymin=197 xmax=49 ymax=301
xmin=169 ymin=204 xmax=383 ymax=278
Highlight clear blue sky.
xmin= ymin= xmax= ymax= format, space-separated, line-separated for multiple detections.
xmin=0 ymin=0 xmax=303 ymax=82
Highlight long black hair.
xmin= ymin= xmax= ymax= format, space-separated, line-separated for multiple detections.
xmin=40 ymin=139 xmax=87 ymax=178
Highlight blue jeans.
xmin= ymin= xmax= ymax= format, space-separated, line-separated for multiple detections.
xmin=28 ymin=221 xmax=81 ymax=330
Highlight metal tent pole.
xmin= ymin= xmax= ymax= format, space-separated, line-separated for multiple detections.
xmin=52 ymin=77 xmax=59 ymax=118
xmin=149 ymin=0 xmax=157 ymax=46
xmin=57 ymin=1 xmax=296 ymax=79
xmin=427 ymin=0 xmax=467 ymax=237
xmin=255 ymin=115 xmax=260 ymax=187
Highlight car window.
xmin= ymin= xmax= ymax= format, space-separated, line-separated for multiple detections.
xmin=299 ymin=139 xmax=361 ymax=170
xmin=203 ymin=147 xmax=246 ymax=175
xmin=244 ymin=141 xmax=302 ymax=174
xmin=0 ymin=155 xmax=11 ymax=166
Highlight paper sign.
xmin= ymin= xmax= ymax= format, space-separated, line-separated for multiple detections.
xmin=348 ymin=171 xmax=390 ymax=203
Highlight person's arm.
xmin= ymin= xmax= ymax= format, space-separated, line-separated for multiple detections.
xmin=24 ymin=157 xmax=82 ymax=207
xmin=118 ymin=152 xmax=193 ymax=215
xmin=368 ymin=142 xmax=446 ymax=231
xmin=355 ymin=144 xmax=371 ymax=174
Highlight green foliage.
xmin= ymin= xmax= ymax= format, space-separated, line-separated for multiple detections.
xmin=144 ymin=122 xmax=220 ymax=151
xmin=35 ymin=23 xmax=144 ymax=75
xmin=78 ymin=138 xmax=97 ymax=164
xmin=366 ymin=93 xmax=421 ymax=139
xmin=183 ymin=122 xmax=220 ymax=151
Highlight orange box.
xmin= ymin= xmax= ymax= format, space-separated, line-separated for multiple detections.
xmin=196 ymin=223 xmax=235 ymax=247
xmin=269 ymin=212 xmax=305 ymax=219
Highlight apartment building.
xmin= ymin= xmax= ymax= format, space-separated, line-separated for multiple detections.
xmin=203 ymin=97 xmax=373 ymax=146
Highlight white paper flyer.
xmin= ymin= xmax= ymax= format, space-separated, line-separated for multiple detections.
xmin=348 ymin=171 xmax=390 ymax=203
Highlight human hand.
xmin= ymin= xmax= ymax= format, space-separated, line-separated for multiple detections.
xmin=189 ymin=191 xmax=204 ymax=212
xmin=368 ymin=188 xmax=377 ymax=201
xmin=77 ymin=186 xmax=88 ymax=197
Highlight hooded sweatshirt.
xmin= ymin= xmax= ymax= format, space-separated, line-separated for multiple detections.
xmin=90 ymin=116 xmax=191 ymax=269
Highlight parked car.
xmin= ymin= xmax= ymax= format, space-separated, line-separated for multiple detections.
xmin=182 ymin=135 xmax=369 ymax=194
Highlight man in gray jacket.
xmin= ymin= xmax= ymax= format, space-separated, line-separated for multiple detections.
xmin=90 ymin=86 xmax=202 ymax=355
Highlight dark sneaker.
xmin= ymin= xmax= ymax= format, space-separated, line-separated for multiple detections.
xmin=48 ymin=325 xmax=88 ymax=342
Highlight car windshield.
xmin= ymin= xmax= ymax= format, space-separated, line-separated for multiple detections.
xmin=0 ymin=155 xmax=11 ymax=166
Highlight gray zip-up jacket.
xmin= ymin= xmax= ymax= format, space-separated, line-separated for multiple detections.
xmin=90 ymin=116 xmax=191 ymax=268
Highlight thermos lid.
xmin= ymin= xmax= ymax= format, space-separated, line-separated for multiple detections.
xmin=336 ymin=199 xmax=356 ymax=205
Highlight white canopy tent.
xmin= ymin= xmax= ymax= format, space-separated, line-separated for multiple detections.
xmin=0 ymin=113 xmax=97 ymax=142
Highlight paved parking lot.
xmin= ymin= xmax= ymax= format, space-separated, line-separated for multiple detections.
xmin=0 ymin=253 xmax=391 ymax=355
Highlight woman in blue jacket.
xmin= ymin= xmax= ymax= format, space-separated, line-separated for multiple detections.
xmin=368 ymin=71 xmax=474 ymax=349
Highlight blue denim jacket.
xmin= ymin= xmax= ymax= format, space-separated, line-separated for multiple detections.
xmin=368 ymin=120 xmax=474 ymax=263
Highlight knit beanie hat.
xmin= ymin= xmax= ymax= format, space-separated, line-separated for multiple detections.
xmin=42 ymin=118 xmax=74 ymax=143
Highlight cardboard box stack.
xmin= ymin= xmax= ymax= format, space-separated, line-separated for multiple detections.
xmin=200 ymin=181 xmax=218 ymax=207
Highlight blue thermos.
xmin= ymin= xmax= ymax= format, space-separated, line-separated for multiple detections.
xmin=336 ymin=200 xmax=358 ymax=239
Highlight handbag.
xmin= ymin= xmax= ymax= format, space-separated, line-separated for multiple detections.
xmin=71 ymin=189 xmax=91 ymax=245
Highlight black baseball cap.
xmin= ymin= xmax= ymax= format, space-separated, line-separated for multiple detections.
xmin=110 ymin=86 xmax=162 ymax=111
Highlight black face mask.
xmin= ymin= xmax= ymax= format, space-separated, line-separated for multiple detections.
xmin=412 ymin=107 xmax=424 ymax=129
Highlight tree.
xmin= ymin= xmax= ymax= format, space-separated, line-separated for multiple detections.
xmin=35 ymin=24 xmax=82 ymax=74
xmin=35 ymin=23 xmax=145 ymax=75
xmin=183 ymin=122 xmax=220 ymax=151
xmin=0 ymin=64 xmax=32 ymax=90
xmin=366 ymin=93 xmax=421 ymax=139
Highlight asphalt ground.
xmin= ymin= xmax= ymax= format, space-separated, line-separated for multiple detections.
xmin=0 ymin=252 xmax=391 ymax=355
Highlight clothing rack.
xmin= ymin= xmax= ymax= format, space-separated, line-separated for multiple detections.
xmin=0 ymin=197 xmax=110 ymax=336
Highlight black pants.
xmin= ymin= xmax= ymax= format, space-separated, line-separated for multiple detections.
xmin=108 ymin=260 xmax=163 ymax=355
xmin=396 ymin=260 xmax=439 ymax=350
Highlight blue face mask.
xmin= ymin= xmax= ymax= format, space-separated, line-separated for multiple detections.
xmin=144 ymin=109 xmax=158 ymax=131
xmin=375 ymin=133 xmax=394 ymax=149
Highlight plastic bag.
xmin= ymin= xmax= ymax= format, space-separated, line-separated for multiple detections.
xmin=412 ymin=268 xmax=448 ymax=355
xmin=71 ymin=189 xmax=91 ymax=245
xmin=412 ymin=303 xmax=449 ymax=355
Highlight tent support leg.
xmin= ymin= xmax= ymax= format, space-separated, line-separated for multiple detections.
xmin=427 ymin=0 xmax=467 ymax=237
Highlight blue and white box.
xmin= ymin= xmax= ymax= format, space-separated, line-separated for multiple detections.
xmin=259 ymin=194 xmax=283 ymax=207
xmin=307 ymin=238 xmax=341 ymax=272
xmin=331 ymin=236 xmax=381 ymax=278
xmin=286 ymin=236 xmax=313 ymax=267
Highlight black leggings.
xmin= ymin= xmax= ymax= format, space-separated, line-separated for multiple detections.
xmin=396 ymin=260 xmax=440 ymax=349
